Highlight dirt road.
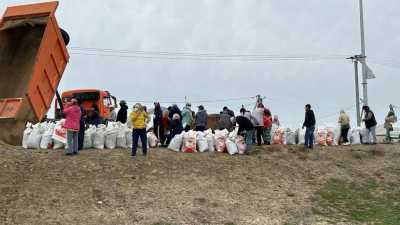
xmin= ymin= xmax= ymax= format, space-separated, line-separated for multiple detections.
xmin=0 ymin=142 xmax=399 ymax=224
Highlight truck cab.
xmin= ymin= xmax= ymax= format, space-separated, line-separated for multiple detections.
xmin=55 ymin=89 xmax=117 ymax=123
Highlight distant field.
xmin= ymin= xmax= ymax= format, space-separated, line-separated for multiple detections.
xmin=0 ymin=142 xmax=399 ymax=225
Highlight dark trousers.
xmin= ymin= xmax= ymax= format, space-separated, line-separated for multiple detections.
xmin=196 ymin=126 xmax=206 ymax=132
xmin=184 ymin=125 xmax=191 ymax=132
xmin=305 ymin=126 xmax=315 ymax=148
xmin=132 ymin=128 xmax=147 ymax=156
xmin=78 ymin=120 xmax=85 ymax=150
xmin=253 ymin=126 xmax=262 ymax=146
xmin=159 ymin=126 xmax=165 ymax=145
xmin=154 ymin=124 xmax=160 ymax=140
xmin=341 ymin=128 xmax=350 ymax=143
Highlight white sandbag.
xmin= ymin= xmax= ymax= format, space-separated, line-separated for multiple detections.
xmin=168 ymin=133 xmax=183 ymax=151
xmin=52 ymin=119 xmax=67 ymax=144
xmin=272 ymin=127 xmax=285 ymax=144
xmin=226 ymin=131 xmax=238 ymax=155
xmin=125 ymin=129 xmax=133 ymax=148
xmin=82 ymin=125 xmax=96 ymax=149
xmin=53 ymin=140 xmax=64 ymax=149
xmin=196 ymin=132 xmax=209 ymax=152
xmin=325 ymin=124 xmax=335 ymax=146
xmin=105 ymin=123 xmax=118 ymax=149
xmin=297 ymin=127 xmax=306 ymax=145
xmin=93 ymin=125 xmax=106 ymax=149
xmin=316 ymin=126 xmax=328 ymax=146
xmin=285 ymin=129 xmax=296 ymax=145
xmin=333 ymin=123 xmax=341 ymax=146
xmin=147 ymin=132 xmax=159 ymax=148
xmin=22 ymin=122 xmax=33 ymax=148
xmin=214 ymin=129 xmax=228 ymax=152
xmin=236 ymin=135 xmax=247 ymax=154
xmin=183 ymin=131 xmax=196 ymax=153
xmin=105 ymin=132 xmax=117 ymax=149
xmin=26 ymin=127 xmax=42 ymax=149
xmin=40 ymin=123 xmax=55 ymax=149
xmin=350 ymin=129 xmax=361 ymax=145
xmin=270 ymin=124 xmax=277 ymax=143
xmin=116 ymin=123 xmax=128 ymax=148
xmin=204 ymin=129 xmax=215 ymax=151
xmin=146 ymin=115 xmax=154 ymax=132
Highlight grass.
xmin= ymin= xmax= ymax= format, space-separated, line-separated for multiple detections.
xmin=313 ymin=178 xmax=400 ymax=224
xmin=350 ymin=148 xmax=385 ymax=159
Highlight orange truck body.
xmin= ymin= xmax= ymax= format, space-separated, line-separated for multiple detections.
xmin=55 ymin=89 xmax=118 ymax=120
xmin=0 ymin=1 xmax=69 ymax=145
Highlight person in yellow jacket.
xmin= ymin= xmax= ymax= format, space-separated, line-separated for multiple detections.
xmin=130 ymin=103 xmax=151 ymax=157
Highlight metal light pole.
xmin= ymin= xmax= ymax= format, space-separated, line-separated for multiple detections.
xmin=348 ymin=55 xmax=362 ymax=126
xmin=359 ymin=0 xmax=368 ymax=106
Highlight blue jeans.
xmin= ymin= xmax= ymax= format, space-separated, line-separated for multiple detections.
xmin=385 ymin=128 xmax=391 ymax=141
xmin=304 ymin=126 xmax=315 ymax=148
xmin=245 ymin=129 xmax=254 ymax=154
xmin=67 ymin=130 xmax=79 ymax=154
xmin=132 ymin=128 xmax=147 ymax=156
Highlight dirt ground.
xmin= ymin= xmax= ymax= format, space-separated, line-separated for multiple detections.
xmin=0 ymin=141 xmax=399 ymax=225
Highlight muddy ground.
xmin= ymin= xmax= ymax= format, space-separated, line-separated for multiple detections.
xmin=0 ymin=141 xmax=399 ymax=225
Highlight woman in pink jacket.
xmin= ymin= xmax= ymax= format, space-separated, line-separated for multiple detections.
xmin=63 ymin=99 xmax=82 ymax=156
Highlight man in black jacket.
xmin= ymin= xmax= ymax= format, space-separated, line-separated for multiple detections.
xmin=153 ymin=102 xmax=163 ymax=140
xmin=168 ymin=104 xmax=182 ymax=121
xmin=302 ymin=104 xmax=316 ymax=149
xmin=362 ymin=105 xmax=377 ymax=144
xmin=117 ymin=100 xmax=128 ymax=124
xmin=231 ymin=116 xmax=254 ymax=155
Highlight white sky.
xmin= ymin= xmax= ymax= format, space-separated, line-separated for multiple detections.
xmin=1 ymin=0 xmax=399 ymax=128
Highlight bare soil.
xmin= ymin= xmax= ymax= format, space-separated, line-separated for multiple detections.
xmin=0 ymin=143 xmax=399 ymax=225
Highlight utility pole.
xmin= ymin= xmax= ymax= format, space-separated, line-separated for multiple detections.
xmin=359 ymin=0 xmax=368 ymax=106
xmin=348 ymin=56 xmax=362 ymax=126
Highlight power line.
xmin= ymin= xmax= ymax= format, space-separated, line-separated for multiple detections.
xmin=368 ymin=60 xmax=400 ymax=69
xmin=281 ymin=105 xmax=356 ymax=124
xmin=69 ymin=46 xmax=348 ymax=59
xmin=123 ymin=96 xmax=254 ymax=104
xmin=369 ymin=57 xmax=400 ymax=66
xmin=69 ymin=52 xmax=346 ymax=61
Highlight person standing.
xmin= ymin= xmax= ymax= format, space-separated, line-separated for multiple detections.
xmin=130 ymin=103 xmax=151 ymax=157
xmin=272 ymin=115 xmax=280 ymax=127
xmin=88 ymin=104 xmax=101 ymax=126
xmin=63 ymin=99 xmax=82 ymax=156
xmin=362 ymin=105 xmax=377 ymax=145
xmin=262 ymin=110 xmax=273 ymax=145
xmin=252 ymin=104 xmax=264 ymax=146
xmin=231 ymin=116 xmax=254 ymax=155
xmin=153 ymin=102 xmax=163 ymax=140
xmin=223 ymin=106 xmax=235 ymax=118
xmin=384 ymin=111 xmax=397 ymax=142
xmin=182 ymin=103 xmax=193 ymax=132
xmin=217 ymin=111 xmax=232 ymax=131
xmin=160 ymin=111 xmax=169 ymax=146
xmin=338 ymin=109 xmax=350 ymax=146
xmin=77 ymin=99 xmax=86 ymax=151
xmin=302 ymin=104 xmax=316 ymax=149
xmin=117 ymin=100 xmax=128 ymax=124
xmin=108 ymin=106 xmax=117 ymax=122
xmin=195 ymin=105 xmax=208 ymax=132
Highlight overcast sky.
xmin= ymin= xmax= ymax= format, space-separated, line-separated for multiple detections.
xmin=1 ymin=0 xmax=399 ymax=128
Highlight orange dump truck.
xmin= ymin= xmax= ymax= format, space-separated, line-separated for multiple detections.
xmin=0 ymin=2 xmax=69 ymax=145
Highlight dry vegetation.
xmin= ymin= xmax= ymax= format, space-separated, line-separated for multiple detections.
xmin=0 ymin=141 xmax=399 ymax=225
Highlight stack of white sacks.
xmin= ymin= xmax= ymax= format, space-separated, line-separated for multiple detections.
xmin=22 ymin=121 xmax=371 ymax=151
xmin=21 ymin=121 xmax=160 ymax=150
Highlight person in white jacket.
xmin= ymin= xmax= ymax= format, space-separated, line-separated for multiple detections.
xmin=252 ymin=103 xmax=264 ymax=146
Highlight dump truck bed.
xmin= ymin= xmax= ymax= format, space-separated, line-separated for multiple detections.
xmin=0 ymin=1 xmax=69 ymax=145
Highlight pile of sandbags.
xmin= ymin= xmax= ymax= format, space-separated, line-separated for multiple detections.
xmin=83 ymin=125 xmax=96 ymax=149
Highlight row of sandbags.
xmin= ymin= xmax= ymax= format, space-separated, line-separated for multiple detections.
xmin=21 ymin=121 xmax=159 ymax=150
xmin=271 ymin=123 xmax=368 ymax=146
xmin=167 ymin=129 xmax=247 ymax=155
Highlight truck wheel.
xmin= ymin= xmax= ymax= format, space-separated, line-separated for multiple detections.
xmin=60 ymin=28 xmax=70 ymax=46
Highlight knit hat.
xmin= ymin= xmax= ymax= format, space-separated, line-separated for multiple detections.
xmin=173 ymin=114 xmax=180 ymax=120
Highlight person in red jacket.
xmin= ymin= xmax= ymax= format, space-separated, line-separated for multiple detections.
xmin=262 ymin=109 xmax=273 ymax=145
xmin=160 ymin=111 xmax=169 ymax=146
xmin=63 ymin=98 xmax=82 ymax=156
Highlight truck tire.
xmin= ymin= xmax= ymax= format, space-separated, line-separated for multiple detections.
xmin=60 ymin=28 xmax=70 ymax=46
